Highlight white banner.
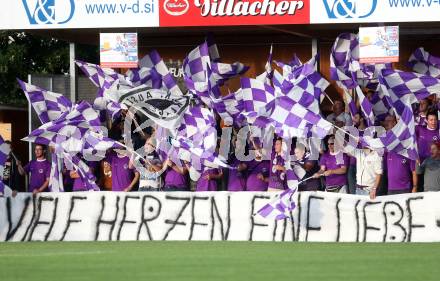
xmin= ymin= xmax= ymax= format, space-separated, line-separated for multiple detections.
xmin=1 ymin=0 xmax=159 ymax=30
xmin=311 ymin=0 xmax=440 ymax=24
xmin=1 ymin=191 xmax=440 ymax=242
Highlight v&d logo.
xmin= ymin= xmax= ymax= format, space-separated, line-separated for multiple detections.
xmin=22 ymin=0 xmax=75 ymax=25
xmin=322 ymin=0 xmax=377 ymax=19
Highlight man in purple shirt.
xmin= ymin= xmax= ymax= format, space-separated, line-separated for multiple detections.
xmin=227 ymin=156 xmax=247 ymax=192
xmin=268 ymin=138 xmax=287 ymax=191
xmin=314 ymin=137 xmax=349 ymax=193
xmin=69 ymin=161 xmax=98 ymax=192
xmin=163 ymin=159 xmax=189 ymax=191
xmin=416 ymin=111 xmax=439 ymax=163
xmin=17 ymin=144 xmax=50 ymax=194
xmin=246 ymin=160 xmax=270 ymax=191
xmin=385 ymin=151 xmax=417 ymax=195
xmin=108 ymin=150 xmax=139 ymax=192
xmin=196 ymin=168 xmax=223 ymax=191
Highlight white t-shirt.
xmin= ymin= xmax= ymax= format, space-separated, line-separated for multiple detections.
xmin=327 ymin=112 xmax=353 ymax=126
xmin=353 ymin=149 xmax=383 ymax=189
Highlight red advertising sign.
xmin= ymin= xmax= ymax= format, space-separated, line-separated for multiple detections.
xmin=159 ymin=0 xmax=310 ymax=27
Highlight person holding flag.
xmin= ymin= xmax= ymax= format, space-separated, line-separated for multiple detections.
xmin=313 ymin=136 xmax=349 ymax=193
xmin=267 ymin=138 xmax=287 ymax=191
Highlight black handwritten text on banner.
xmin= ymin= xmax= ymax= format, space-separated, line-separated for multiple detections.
xmin=1 ymin=192 xmax=439 ymax=242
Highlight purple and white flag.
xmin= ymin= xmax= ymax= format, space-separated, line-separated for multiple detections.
xmin=183 ymin=42 xmax=211 ymax=84
xmin=64 ymin=153 xmax=100 ymax=191
xmin=354 ymin=86 xmax=375 ymax=126
xmin=331 ymin=33 xmax=392 ymax=91
xmin=273 ymin=54 xmax=329 ymax=115
xmin=138 ymin=50 xmax=183 ymax=96
xmin=257 ymin=169 xmax=300 ymax=220
xmin=172 ymin=106 xmax=228 ymax=180
xmin=48 ymin=154 xmax=64 ymax=192
xmin=212 ymin=89 xmax=244 ymax=126
xmin=361 ymin=105 xmax=417 ymax=160
xmin=23 ymin=101 xmax=104 ymax=151
xmin=379 ymin=68 xmax=440 ymax=116
xmin=270 ymin=95 xmax=333 ymax=139
xmin=408 ymin=47 xmax=440 ymax=78
xmin=18 ymin=80 xmax=72 ymax=124
xmin=240 ymin=77 xmax=275 ymax=124
xmin=75 ymin=60 xmax=130 ymax=94
xmin=0 ymin=135 xmax=11 ymax=194
xmin=18 ymin=80 xmax=72 ymax=192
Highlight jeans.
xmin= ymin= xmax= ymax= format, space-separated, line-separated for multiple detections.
xmin=356 ymin=188 xmax=370 ymax=196
xmin=138 ymin=187 xmax=160 ymax=192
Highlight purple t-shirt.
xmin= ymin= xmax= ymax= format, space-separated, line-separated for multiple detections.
xmin=71 ymin=161 xmax=98 ymax=191
xmin=246 ymin=160 xmax=270 ymax=191
xmin=72 ymin=177 xmax=86 ymax=191
xmin=268 ymin=153 xmax=287 ymax=190
xmin=416 ymin=125 xmax=439 ymax=162
xmin=24 ymin=159 xmax=50 ymax=192
xmin=386 ymin=152 xmax=415 ymax=191
xmin=109 ymin=154 xmax=135 ymax=191
xmin=196 ymin=169 xmax=219 ymax=192
xmin=319 ymin=152 xmax=349 ymax=186
xmin=164 ymin=167 xmax=187 ymax=189
xmin=227 ymin=158 xmax=246 ymax=192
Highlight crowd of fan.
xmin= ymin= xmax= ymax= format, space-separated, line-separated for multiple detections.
xmin=2 ymin=96 xmax=440 ymax=198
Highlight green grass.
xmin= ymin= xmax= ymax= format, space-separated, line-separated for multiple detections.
xmin=0 ymin=242 xmax=439 ymax=281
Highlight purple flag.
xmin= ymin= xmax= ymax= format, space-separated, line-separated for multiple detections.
xmin=18 ymin=80 xmax=72 ymax=124
xmin=270 ymin=95 xmax=333 ymax=139
xmin=379 ymin=68 xmax=440 ymax=116
xmin=138 ymin=50 xmax=183 ymax=96
xmin=361 ymin=105 xmax=418 ymax=160
xmin=408 ymin=47 xmax=440 ymax=78
xmin=240 ymin=77 xmax=275 ymax=124
xmin=257 ymin=169 xmax=300 ymax=220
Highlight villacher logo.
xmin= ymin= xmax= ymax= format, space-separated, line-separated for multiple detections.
xmin=322 ymin=0 xmax=377 ymax=19
xmin=193 ymin=0 xmax=305 ymax=17
xmin=22 ymin=0 xmax=75 ymax=25
xmin=164 ymin=0 xmax=190 ymax=16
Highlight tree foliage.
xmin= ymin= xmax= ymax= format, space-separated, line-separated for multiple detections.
xmin=0 ymin=31 xmax=98 ymax=107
